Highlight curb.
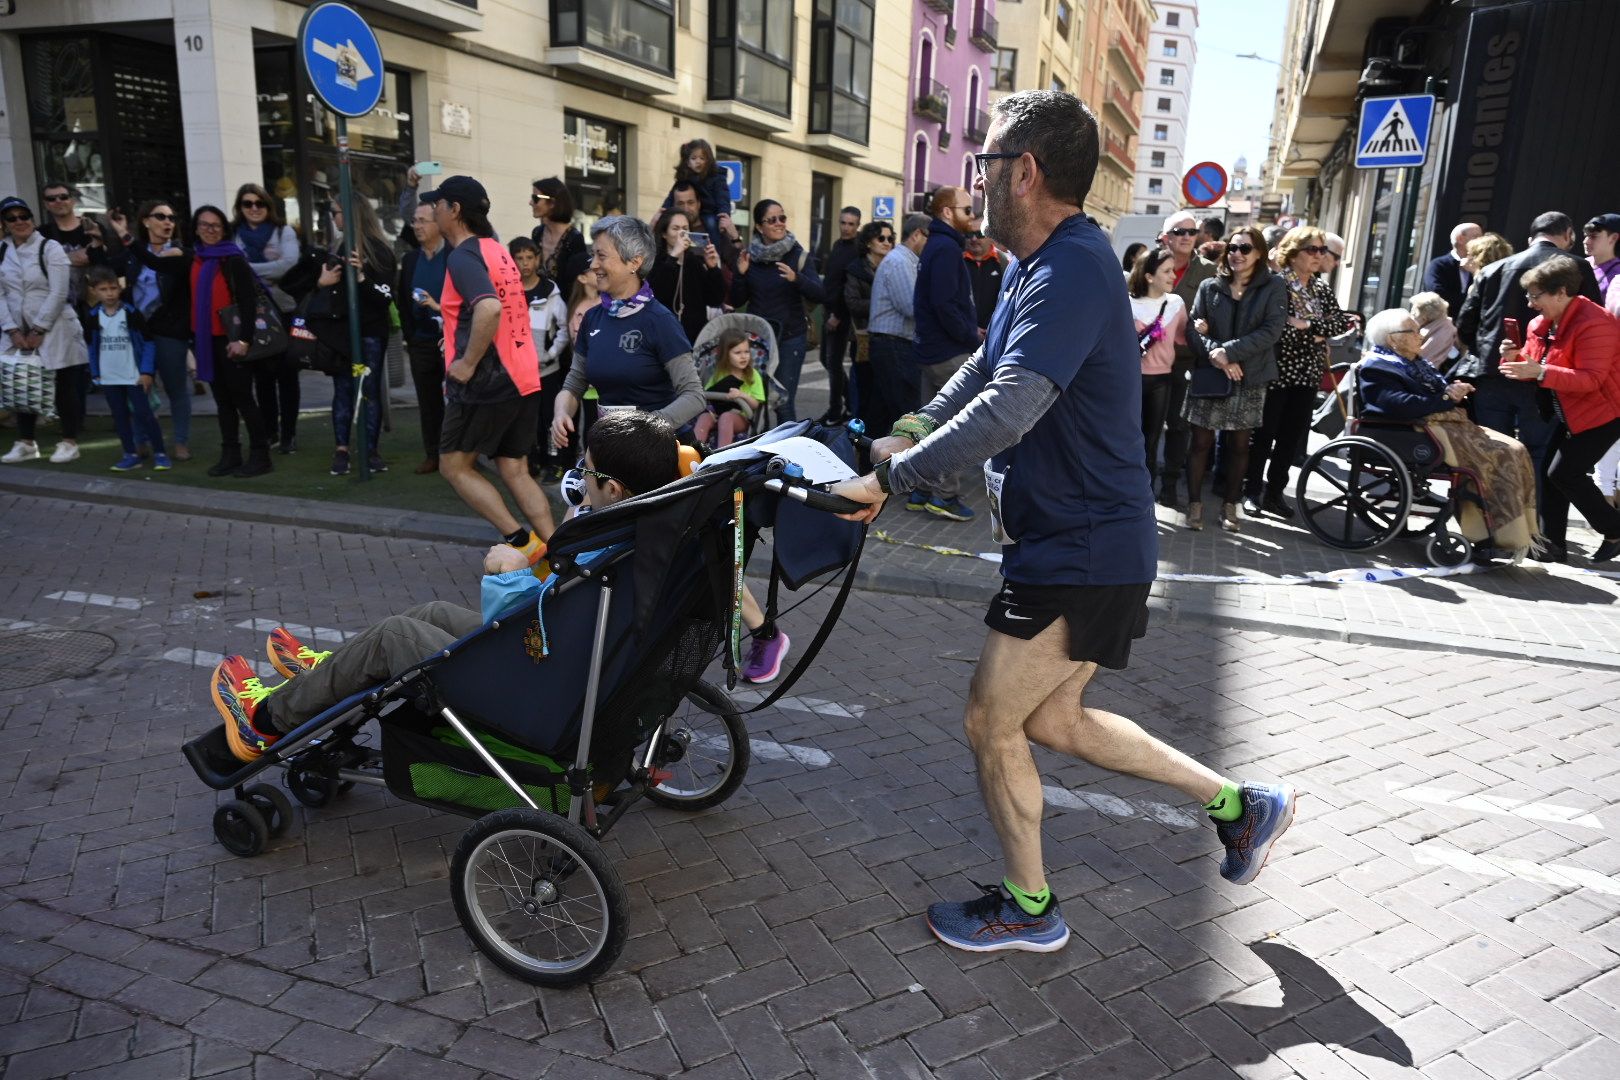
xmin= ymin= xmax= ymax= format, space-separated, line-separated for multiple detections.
xmin=10 ymin=470 xmax=1620 ymax=672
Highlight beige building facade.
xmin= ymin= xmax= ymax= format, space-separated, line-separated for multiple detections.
xmin=0 ymin=0 xmax=911 ymax=253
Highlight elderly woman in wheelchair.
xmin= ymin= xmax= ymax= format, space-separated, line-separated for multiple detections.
xmin=1297 ymin=308 xmax=1541 ymax=564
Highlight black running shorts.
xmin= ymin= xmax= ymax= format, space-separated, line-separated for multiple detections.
xmin=984 ymin=580 xmax=1151 ymax=669
xmin=440 ymin=394 xmax=541 ymax=459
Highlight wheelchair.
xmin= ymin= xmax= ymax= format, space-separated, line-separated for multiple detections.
xmin=183 ymin=421 xmax=870 ymax=986
xmin=1295 ymin=362 xmax=1490 ymax=567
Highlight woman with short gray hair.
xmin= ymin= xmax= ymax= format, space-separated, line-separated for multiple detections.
xmin=1407 ymin=292 xmax=1459 ymax=368
xmin=551 ymin=216 xmax=706 ymax=450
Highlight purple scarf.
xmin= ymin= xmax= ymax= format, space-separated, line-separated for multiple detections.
xmin=192 ymin=241 xmax=245 ymax=382
xmin=599 ymin=281 xmax=654 ymax=319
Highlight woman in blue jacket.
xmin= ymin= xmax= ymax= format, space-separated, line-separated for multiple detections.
xmin=728 ymin=199 xmax=825 ymax=421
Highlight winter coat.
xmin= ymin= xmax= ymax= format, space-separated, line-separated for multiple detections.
xmin=1186 ymin=269 xmax=1287 ymax=386
xmin=0 ymin=233 xmax=88 ymax=370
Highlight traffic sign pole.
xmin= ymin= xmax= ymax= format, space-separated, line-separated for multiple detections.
xmin=338 ymin=120 xmax=368 ymax=482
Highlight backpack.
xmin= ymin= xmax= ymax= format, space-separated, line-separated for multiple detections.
xmin=0 ymin=240 xmax=51 ymax=277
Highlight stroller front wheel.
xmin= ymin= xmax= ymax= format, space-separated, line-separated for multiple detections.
xmin=451 ymin=808 xmax=628 ymax=986
xmin=214 ymin=799 xmax=270 ymax=857
xmin=643 ymin=680 xmax=750 ymax=811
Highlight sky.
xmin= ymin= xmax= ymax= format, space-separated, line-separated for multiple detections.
xmin=1180 ymin=0 xmax=1291 ymax=189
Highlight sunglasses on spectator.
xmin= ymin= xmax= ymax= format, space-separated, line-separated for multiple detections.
xmin=1300 ymin=245 xmax=1329 ymax=255
xmin=239 ymin=198 xmax=266 ymax=209
xmin=967 ymin=231 xmax=985 ymax=239
xmin=1167 ymin=227 xmax=1199 ymax=237
xmin=530 ymin=193 xmax=552 ymax=204
xmin=147 ymin=212 xmax=176 ymax=222
xmin=761 ymin=215 xmax=788 ymax=225
xmin=1228 ymin=244 xmax=1255 ymax=255
xmin=43 ymin=193 xmax=72 ymax=203
xmin=876 ymin=233 xmax=895 ymax=243
xmin=2 ymin=212 xmax=30 ymax=223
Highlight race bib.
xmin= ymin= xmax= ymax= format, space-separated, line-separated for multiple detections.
xmin=984 ymin=461 xmax=1015 ymax=545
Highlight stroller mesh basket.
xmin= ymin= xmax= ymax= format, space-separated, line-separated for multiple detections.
xmin=381 ymin=708 xmax=573 ymax=816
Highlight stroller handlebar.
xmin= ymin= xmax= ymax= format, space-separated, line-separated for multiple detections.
xmin=762 ymin=476 xmax=868 ymax=515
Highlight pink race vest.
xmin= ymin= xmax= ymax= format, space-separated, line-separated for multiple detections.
xmin=440 ymin=237 xmax=541 ymax=395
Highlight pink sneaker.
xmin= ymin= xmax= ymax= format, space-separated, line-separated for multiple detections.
xmin=742 ymin=631 xmax=791 ymax=684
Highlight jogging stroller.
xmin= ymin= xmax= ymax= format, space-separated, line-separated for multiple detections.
xmin=692 ymin=313 xmax=783 ymax=443
xmin=182 ymin=421 xmax=869 ymax=986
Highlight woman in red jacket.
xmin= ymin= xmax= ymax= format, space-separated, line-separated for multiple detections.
xmin=1501 ymin=254 xmax=1620 ymax=561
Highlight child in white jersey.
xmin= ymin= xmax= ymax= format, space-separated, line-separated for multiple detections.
xmin=84 ymin=265 xmax=169 ymax=471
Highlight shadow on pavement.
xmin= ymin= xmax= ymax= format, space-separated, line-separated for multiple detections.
xmin=1226 ymin=941 xmax=1414 ymax=1068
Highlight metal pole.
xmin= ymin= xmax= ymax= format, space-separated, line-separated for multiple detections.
xmin=337 ymin=117 xmax=369 ymax=482
xmin=1383 ymin=165 xmax=1424 ymax=311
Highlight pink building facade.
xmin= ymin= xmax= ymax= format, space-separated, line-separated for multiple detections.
xmin=908 ymin=0 xmax=1000 ymax=212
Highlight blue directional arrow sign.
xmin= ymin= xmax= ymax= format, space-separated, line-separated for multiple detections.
xmin=872 ymin=196 xmax=896 ymax=221
xmin=1355 ymin=95 xmax=1435 ymax=169
xmin=299 ymin=2 xmax=384 ymax=118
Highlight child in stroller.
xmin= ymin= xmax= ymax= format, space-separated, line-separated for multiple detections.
xmin=694 ymin=326 xmax=766 ymax=447
xmin=210 ymin=411 xmax=682 ymax=763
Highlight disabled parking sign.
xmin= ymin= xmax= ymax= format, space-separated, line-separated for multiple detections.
xmin=872 ymin=195 xmax=896 ymax=221
xmin=1355 ymin=95 xmax=1435 ymax=169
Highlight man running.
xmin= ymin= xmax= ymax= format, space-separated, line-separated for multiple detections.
xmin=829 ymin=90 xmax=1295 ymax=954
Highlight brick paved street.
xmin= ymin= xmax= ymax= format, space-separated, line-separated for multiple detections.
xmin=3 ymin=493 xmax=1619 ymax=1078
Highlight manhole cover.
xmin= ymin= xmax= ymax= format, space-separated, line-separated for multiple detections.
xmin=0 ymin=630 xmax=117 ymax=691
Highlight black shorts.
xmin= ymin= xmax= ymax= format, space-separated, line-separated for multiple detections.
xmin=439 ymin=395 xmax=540 ymax=459
xmin=985 ymin=580 xmax=1151 ymax=669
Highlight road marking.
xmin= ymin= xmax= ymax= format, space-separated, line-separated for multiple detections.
xmin=161 ymin=647 xmax=276 ymax=679
xmin=235 ymin=618 xmax=358 ymax=644
xmin=1388 ymin=782 xmax=1605 ymax=830
xmin=692 ymin=731 xmax=834 ymax=768
xmin=1043 ymin=785 xmax=1202 ymax=829
xmin=730 ymin=690 xmax=866 ymax=718
xmin=45 ymin=591 xmax=146 ymax=610
xmin=1413 ymin=841 xmax=1620 ymax=898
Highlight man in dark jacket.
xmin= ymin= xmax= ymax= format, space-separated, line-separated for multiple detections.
xmin=818 ymin=206 xmax=862 ymax=422
xmin=396 ymin=201 xmax=450 ymax=474
xmin=1423 ymin=222 xmax=1482 ymax=317
xmin=1157 ymin=210 xmax=1218 ymax=507
xmin=964 ymin=223 xmax=1008 ymax=331
xmin=911 ymin=186 xmax=981 ymax=520
xmin=1457 ymin=210 xmax=1602 ymax=509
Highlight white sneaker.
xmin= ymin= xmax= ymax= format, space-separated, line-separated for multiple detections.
xmin=49 ymin=442 xmax=80 ymax=464
xmin=1 ymin=441 xmax=39 ymax=464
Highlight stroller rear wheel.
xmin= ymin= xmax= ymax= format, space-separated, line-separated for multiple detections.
xmin=243 ymin=783 xmax=293 ymax=838
xmin=643 ymin=680 xmax=750 ymax=811
xmin=451 ymin=808 xmax=628 ymax=986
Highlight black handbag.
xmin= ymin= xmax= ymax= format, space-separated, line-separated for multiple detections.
xmin=218 ymin=285 xmax=289 ymax=361
xmin=1187 ymin=365 xmax=1234 ymax=398
xmin=285 ymin=292 xmax=348 ymax=377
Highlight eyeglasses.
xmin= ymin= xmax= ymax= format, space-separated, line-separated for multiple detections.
xmin=1526 ymin=290 xmax=1546 ymax=302
xmin=1388 ymin=328 xmax=1421 ymax=337
xmin=238 ymin=198 xmax=265 ymax=209
xmin=147 ymin=212 xmax=176 ymax=222
xmin=1227 ymin=243 xmax=1255 ymax=255
xmin=530 ymin=193 xmax=552 ymax=205
xmin=1300 ymin=245 xmax=1329 ymax=255
xmin=195 ymin=219 xmax=224 ymax=232
xmin=973 ymin=151 xmax=1049 ymax=179
xmin=1167 ymin=227 xmax=1199 ymax=237
xmin=43 ymin=193 xmax=72 ymax=203
xmin=2 ymin=212 xmax=30 ymax=223
xmin=761 ymin=215 xmax=788 ymax=225
xmin=876 ymin=234 xmax=895 ymax=244
xmin=953 ymin=204 xmax=974 ymax=213
xmin=576 ymin=459 xmax=621 ymax=487
xmin=967 ymin=231 xmax=985 ymax=239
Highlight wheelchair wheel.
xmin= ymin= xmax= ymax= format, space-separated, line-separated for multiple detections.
xmin=1426 ymin=531 xmax=1473 ymax=568
xmin=643 ymin=680 xmax=751 ymax=811
xmin=1296 ymin=436 xmax=1413 ymax=552
xmin=243 ymin=783 xmax=293 ymax=838
xmin=451 ymin=809 xmax=627 ymax=987
xmin=214 ymin=800 xmax=269 ymax=857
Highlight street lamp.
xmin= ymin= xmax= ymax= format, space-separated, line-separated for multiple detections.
xmin=1235 ymin=52 xmax=1281 ymax=66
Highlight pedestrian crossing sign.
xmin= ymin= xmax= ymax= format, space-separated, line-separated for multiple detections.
xmin=1355 ymin=95 xmax=1436 ymax=169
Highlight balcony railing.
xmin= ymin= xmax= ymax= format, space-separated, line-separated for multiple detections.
xmin=1109 ymin=30 xmax=1147 ymax=89
xmin=914 ymin=79 xmax=949 ymax=124
xmin=965 ymin=107 xmax=990 ymax=144
xmin=1102 ymin=129 xmax=1133 ymax=172
xmin=971 ymin=10 xmax=997 ymax=52
xmin=922 ymin=0 xmax=952 ymax=13
xmin=1105 ymin=79 xmax=1139 ymax=131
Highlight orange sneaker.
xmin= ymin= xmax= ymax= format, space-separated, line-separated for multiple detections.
xmin=267 ymin=627 xmax=331 ymax=679
xmin=212 ymin=655 xmax=282 ymax=763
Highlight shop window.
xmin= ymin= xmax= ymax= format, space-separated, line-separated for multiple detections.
xmin=254 ymin=46 xmax=414 ymax=244
xmin=552 ymin=0 xmax=676 ymax=75
xmin=710 ymin=0 xmax=794 ymax=117
xmin=993 ymin=48 xmax=1017 ymax=92
xmin=22 ymin=33 xmax=188 ymax=215
xmin=563 ymin=112 xmax=629 ymax=228
xmin=809 ymin=0 xmax=873 ymax=143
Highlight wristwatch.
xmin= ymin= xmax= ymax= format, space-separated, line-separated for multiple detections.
xmin=1536 ymin=363 xmax=1549 ymax=382
xmin=874 ymin=458 xmax=894 ymax=494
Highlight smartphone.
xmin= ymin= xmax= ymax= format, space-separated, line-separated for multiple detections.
xmin=1502 ymin=318 xmax=1523 ymax=348
xmin=688 ymin=231 xmax=710 ymax=249
xmin=414 ymin=161 xmax=444 ymax=176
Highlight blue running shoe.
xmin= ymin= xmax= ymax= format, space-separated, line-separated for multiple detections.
xmin=110 ymin=453 xmax=143 ymax=471
xmin=1216 ymin=782 xmax=1296 ymax=884
xmin=152 ymin=453 xmax=172 ymax=471
xmin=926 ymin=496 xmax=975 ymax=522
xmin=926 ymin=882 xmax=1070 ymax=953
xmin=905 ymin=491 xmax=930 ymax=512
